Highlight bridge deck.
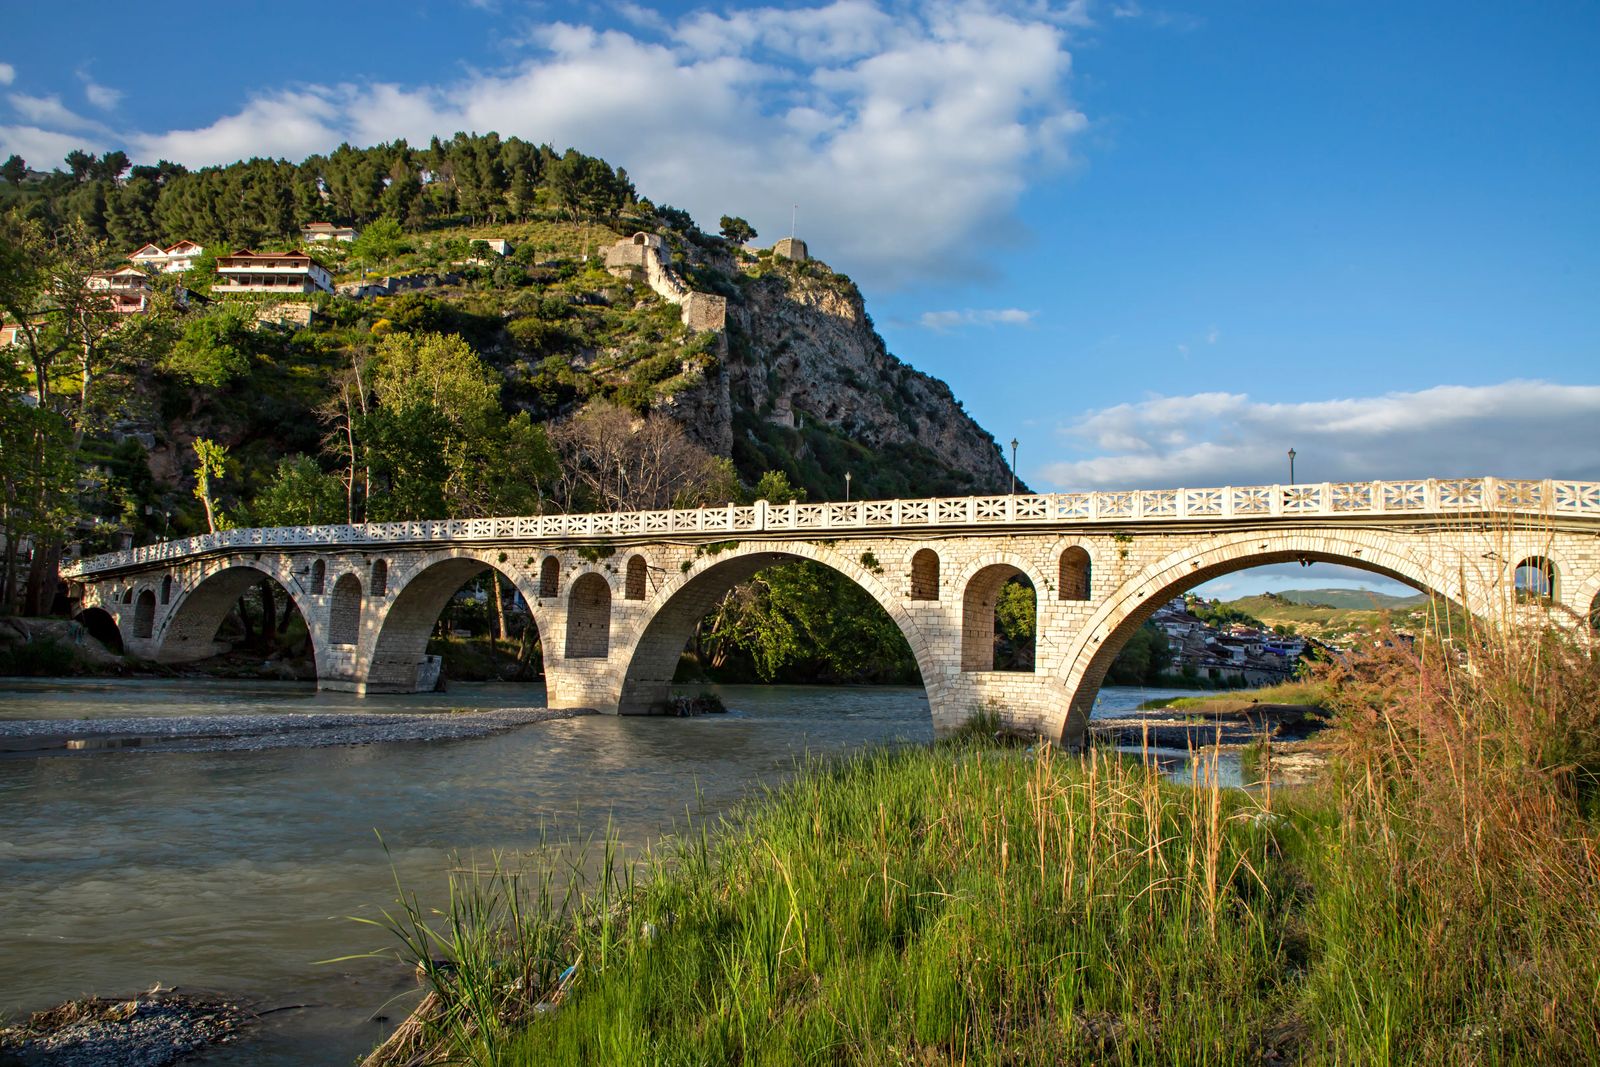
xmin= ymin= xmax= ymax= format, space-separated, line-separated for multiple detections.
xmin=62 ymin=476 xmax=1600 ymax=578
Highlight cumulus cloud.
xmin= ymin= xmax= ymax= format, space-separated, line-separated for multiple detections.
xmin=5 ymin=0 xmax=1087 ymax=288
xmin=0 ymin=63 xmax=14 ymax=87
xmin=0 ymin=124 xmax=104 ymax=165
xmin=8 ymin=93 xmax=109 ymax=134
xmin=1040 ymin=381 xmax=1600 ymax=490
xmin=918 ymin=307 xmax=1036 ymax=329
xmin=128 ymin=89 xmax=345 ymax=166
xmin=83 ymin=81 xmax=122 ymax=110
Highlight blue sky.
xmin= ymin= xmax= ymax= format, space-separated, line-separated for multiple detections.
xmin=4 ymin=1 xmax=1597 ymax=598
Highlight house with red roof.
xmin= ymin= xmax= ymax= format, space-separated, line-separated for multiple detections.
xmin=213 ymin=250 xmax=334 ymax=295
xmin=128 ymin=240 xmax=205 ymax=273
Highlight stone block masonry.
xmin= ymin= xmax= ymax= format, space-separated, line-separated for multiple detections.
xmin=64 ymin=478 xmax=1600 ymax=746
xmin=603 ymin=232 xmax=727 ymax=334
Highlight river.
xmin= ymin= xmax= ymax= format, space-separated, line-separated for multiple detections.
xmin=0 ymin=679 xmax=1209 ymax=1064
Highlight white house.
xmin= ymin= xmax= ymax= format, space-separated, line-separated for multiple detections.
xmin=302 ymin=222 xmax=359 ymax=243
xmin=213 ymin=250 xmax=334 ymax=295
xmin=87 ymin=267 xmax=154 ymax=313
xmin=128 ymin=240 xmax=204 ymax=273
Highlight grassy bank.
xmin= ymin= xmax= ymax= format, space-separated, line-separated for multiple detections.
xmin=366 ymin=625 xmax=1600 ymax=1066
xmin=1137 ymin=677 xmax=1331 ymax=712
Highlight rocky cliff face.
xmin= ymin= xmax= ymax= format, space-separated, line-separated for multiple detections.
xmin=656 ymin=246 xmax=1016 ymax=497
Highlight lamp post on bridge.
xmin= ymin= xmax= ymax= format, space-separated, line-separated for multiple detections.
xmin=1010 ymin=438 xmax=1019 ymax=495
xmin=1288 ymin=448 xmax=1296 ymax=486
xmin=844 ymin=471 xmax=852 ymax=502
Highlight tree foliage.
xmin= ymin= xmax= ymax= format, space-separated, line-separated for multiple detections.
xmin=0 ymin=135 xmax=631 ymax=251
xmin=718 ymin=215 xmax=756 ymax=245
xmin=253 ymin=455 xmax=347 ymax=527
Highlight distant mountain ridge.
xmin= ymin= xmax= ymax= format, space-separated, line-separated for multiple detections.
xmin=1272 ymin=588 xmax=1429 ymax=610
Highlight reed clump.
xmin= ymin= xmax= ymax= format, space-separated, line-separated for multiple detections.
xmin=1306 ymin=620 xmax=1600 ymax=1063
xmin=364 ymin=624 xmax=1600 ymax=1065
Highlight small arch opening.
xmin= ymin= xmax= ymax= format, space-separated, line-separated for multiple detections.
xmin=160 ymin=575 xmax=173 ymax=605
xmin=566 ymin=572 xmax=612 ymax=659
xmin=1590 ymin=592 xmax=1600 ymax=632
xmin=540 ymin=556 xmax=560 ymax=599
xmin=122 ymin=587 xmax=135 ymax=604
xmin=133 ymin=589 xmax=157 ymax=639
xmin=962 ymin=564 xmax=1036 ymax=672
xmin=370 ymin=559 xmax=389 ymax=598
xmin=1059 ymin=546 xmax=1091 ymax=601
xmin=1513 ymin=557 xmax=1556 ymax=603
xmin=75 ymin=607 xmax=124 ymax=654
xmin=909 ymin=549 xmax=940 ymax=601
xmin=633 ymin=232 xmax=648 ymax=245
xmin=310 ymin=559 xmax=326 ymax=595
xmin=330 ymin=573 xmax=363 ymax=646
xmin=625 ymin=555 xmax=648 ymax=601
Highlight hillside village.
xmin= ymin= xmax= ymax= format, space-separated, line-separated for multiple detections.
xmin=1153 ymin=595 xmax=1312 ymax=686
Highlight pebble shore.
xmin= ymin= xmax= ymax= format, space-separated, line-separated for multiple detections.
xmin=0 ymin=706 xmax=594 ymax=756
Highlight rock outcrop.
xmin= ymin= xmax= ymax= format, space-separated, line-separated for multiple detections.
xmin=726 ymin=258 xmax=1015 ymax=494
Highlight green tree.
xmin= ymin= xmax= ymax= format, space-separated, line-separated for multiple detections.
xmin=252 ymin=455 xmax=347 ymax=527
xmin=994 ymin=578 xmax=1036 ymax=669
xmin=1 ymin=155 xmax=25 ymax=184
xmin=164 ymin=304 xmax=253 ymax=389
xmin=192 ymin=438 xmax=232 ymax=532
xmin=750 ymin=469 xmax=805 ymax=504
xmin=360 ymin=402 xmax=451 ymax=521
xmin=718 ymin=215 xmax=757 ymax=244
xmin=350 ymin=216 xmax=406 ymax=271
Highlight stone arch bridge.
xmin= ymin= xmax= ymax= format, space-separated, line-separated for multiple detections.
xmin=63 ymin=477 xmax=1600 ymax=745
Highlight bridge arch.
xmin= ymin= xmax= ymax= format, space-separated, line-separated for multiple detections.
xmin=363 ymin=550 xmax=548 ymax=693
xmin=154 ymin=560 xmax=316 ymax=669
xmin=612 ymin=541 xmax=935 ymax=716
xmin=74 ymin=606 xmax=123 ymax=654
xmin=1051 ymin=529 xmax=1466 ymax=743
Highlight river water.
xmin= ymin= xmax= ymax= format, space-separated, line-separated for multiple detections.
xmin=0 ymin=679 xmax=1203 ymax=1064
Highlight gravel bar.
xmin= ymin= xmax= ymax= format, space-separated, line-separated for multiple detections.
xmin=0 ymin=707 xmax=594 ymax=756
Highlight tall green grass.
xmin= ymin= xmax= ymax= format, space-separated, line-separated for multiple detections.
xmin=363 ymin=623 xmax=1600 ymax=1065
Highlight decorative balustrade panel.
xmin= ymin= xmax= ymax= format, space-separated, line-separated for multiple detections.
xmin=61 ymin=477 xmax=1600 ymax=577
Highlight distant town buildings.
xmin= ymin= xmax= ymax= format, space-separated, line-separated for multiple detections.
xmin=213 ymin=250 xmax=334 ymax=295
xmin=1150 ymin=596 xmax=1311 ymax=686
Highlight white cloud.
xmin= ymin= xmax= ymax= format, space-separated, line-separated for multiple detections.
xmin=83 ymin=81 xmax=122 ymax=110
xmin=22 ymin=0 xmax=1085 ymax=288
xmin=919 ymin=306 xmax=1036 ymax=329
xmin=0 ymin=124 xmax=104 ymax=165
xmin=1041 ymin=381 xmax=1600 ymax=490
xmin=128 ymin=90 xmax=344 ymax=165
xmin=7 ymin=93 xmax=109 ymax=134
xmin=0 ymin=63 xmax=14 ymax=87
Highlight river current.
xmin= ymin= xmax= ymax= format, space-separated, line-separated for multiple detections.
xmin=0 ymin=679 xmax=1203 ymax=1064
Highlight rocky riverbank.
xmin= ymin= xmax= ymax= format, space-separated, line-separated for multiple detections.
xmin=0 ymin=987 xmax=250 ymax=1067
xmin=0 ymin=706 xmax=594 ymax=757
xmin=1090 ymin=700 xmax=1330 ymax=749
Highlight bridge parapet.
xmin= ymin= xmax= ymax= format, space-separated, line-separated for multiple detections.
xmin=61 ymin=476 xmax=1600 ymax=578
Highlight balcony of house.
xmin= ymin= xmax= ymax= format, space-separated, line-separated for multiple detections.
xmin=213 ymin=272 xmax=325 ymax=294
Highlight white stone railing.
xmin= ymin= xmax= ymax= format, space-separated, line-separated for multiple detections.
xmin=61 ymin=477 xmax=1600 ymax=578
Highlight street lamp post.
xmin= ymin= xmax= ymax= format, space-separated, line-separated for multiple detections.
xmin=1288 ymin=448 xmax=1297 ymax=486
xmin=1010 ymin=438 xmax=1019 ymax=495
xmin=844 ymin=471 xmax=852 ymax=502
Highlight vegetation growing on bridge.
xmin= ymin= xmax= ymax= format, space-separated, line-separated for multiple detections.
xmin=364 ymin=620 xmax=1600 ymax=1065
